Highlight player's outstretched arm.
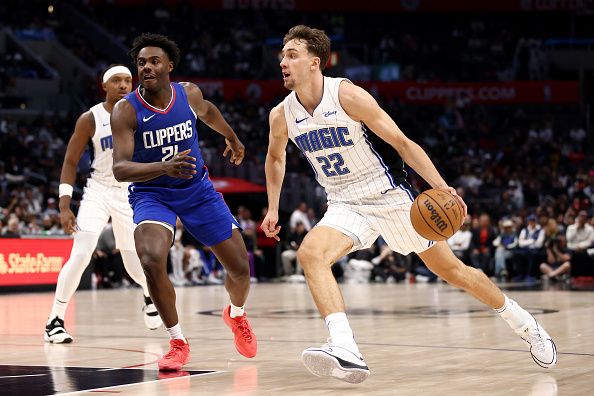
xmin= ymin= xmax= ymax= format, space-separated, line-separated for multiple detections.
xmin=261 ymin=103 xmax=289 ymax=241
xmin=181 ymin=82 xmax=245 ymax=165
xmin=59 ymin=111 xmax=94 ymax=233
xmin=339 ymin=81 xmax=467 ymax=216
xmin=111 ymin=99 xmax=197 ymax=182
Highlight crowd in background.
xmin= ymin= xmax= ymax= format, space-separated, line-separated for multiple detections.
xmin=1 ymin=1 xmax=583 ymax=82
xmin=1 ymin=1 xmax=593 ymax=285
xmin=1 ymin=98 xmax=593 ymax=284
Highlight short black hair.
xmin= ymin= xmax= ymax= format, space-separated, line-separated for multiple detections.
xmin=129 ymin=33 xmax=181 ymax=69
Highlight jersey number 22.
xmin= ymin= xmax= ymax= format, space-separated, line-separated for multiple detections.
xmin=316 ymin=153 xmax=350 ymax=177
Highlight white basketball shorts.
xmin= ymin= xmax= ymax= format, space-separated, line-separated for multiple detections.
xmin=317 ymin=186 xmax=435 ymax=255
xmin=76 ymin=178 xmax=136 ymax=251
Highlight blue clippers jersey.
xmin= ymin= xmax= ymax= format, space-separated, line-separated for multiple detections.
xmin=124 ymin=82 xmax=205 ymax=187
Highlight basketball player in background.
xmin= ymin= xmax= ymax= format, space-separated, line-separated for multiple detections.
xmin=111 ymin=33 xmax=256 ymax=371
xmin=262 ymin=25 xmax=556 ymax=383
xmin=45 ymin=65 xmax=162 ymax=344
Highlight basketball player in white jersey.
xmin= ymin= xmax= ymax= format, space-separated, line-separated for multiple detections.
xmin=262 ymin=25 xmax=556 ymax=383
xmin=44 ymin=65 xmax=162 ymax=343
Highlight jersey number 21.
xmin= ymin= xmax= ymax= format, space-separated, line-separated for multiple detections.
xmin=162 ymin=145 xmax=179 ymax=161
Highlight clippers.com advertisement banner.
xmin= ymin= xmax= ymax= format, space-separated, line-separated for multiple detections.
xmin=0 ymin=238 xmax=72 ymax=286
xmin=184 ymin=79 xmax=579 ymax=105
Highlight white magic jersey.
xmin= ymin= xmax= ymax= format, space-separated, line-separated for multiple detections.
xmin=283 ymin=77 xmax=408 ymax=203
xmin=89 ymin=103 xmax=123 ymax=187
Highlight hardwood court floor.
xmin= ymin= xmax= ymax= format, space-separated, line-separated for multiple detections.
xmin=1 ymin=281 xmax=593 ymax=395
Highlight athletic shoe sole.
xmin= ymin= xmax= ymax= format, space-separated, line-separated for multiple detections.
xmin=531 ymin=338 xmax=557 ymax=368
xmin=302 ymin=349 xmax=370 ymax=384
xmin=43 ymin=333 xmax=73 ymax=344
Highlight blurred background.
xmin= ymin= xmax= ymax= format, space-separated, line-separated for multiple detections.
xmin=1 ymin=0 xmax=593 ymax=289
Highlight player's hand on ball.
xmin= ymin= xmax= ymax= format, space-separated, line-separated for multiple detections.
xmin=410 ymin=188 xmax=465 ymax=240
xmin=223 ymin=136 xmax=245 ymax=165
xmin=443 ymin=186 xmax=467 ymax=225
xmin=164 ymin=149 xmax=196 ymax=179
xmin=60 ymin=208 xmax=78 ymax=234
xmin=261 ymin=210 xmax=281 ymax=241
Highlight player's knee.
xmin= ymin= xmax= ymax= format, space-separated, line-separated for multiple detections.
xmin=137 ymin=250 xmax=166 ymax=279
xmin=296 ymin=245 xmax=317 ymax=270
xmin=225 ymin=251 xmax=250 ymax=280
xmin=228 ymin=264 xmax=250 ymax=282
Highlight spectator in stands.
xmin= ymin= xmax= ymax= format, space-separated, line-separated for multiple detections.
xmin=280 ymin=221 xmax=307 ymax=278
xmin=569 ymin=179 xmax=592 ymax=212
xmin=371 ymin=236 xmax=393 ymax=265
xmin=236 ymin=206 xmax=259 ymax=276
xmin=566 ymin=211 xmax=594 ymax=252
xmin=470 ymin=214 xmax=496 ymax=274
xmin=6 ymin=153 xmax=26 ymax=181
xmin=43 ymin=197 xmax=59 ymax=219
xmin=289 ymin=202 xmax=311 ymax=232
xmin=492 ymin=219 xmax=518 ymax=281
xmin=237 ymin=206 xmax=257 ymax=232
xmin=540 ymin=237 xmax=571 ymax=281
xmin=543 ymin=218 xmax=562 ymax=245
xmin=584 ymin=170 xmax=594 ymax=204
xmin=256 ymin=207 xmax=278 ymax=279
xmin=40 ymin=214 xmax=62 ymax=235
xmin=92 ymin=222 xmax=124 ymax=289
xmin=24 ymin=188 xmax=42 ymax=215
xmin=515 ymin=214 xmax=545 ymax=282
xmin=371 ymin=249 xmax=408 ymax=283
xmin=0 ymin=215 xmax=20 ymax=238
xmin=0 ymin=163 xmax=8 ymax=197
xmin=566 ymin=210 xmax=594 ymax=278
xmin=181 ymin=228 xmax=224 ymax=285
xmin=448 ymin=215 xmax=472 ymax=262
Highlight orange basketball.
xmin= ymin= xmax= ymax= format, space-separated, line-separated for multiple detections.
xmin=410 ymin=189 xmax=464 ymax=241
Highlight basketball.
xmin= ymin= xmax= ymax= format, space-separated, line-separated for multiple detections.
xmin=410 ymin=189 xmax=464 ymax=241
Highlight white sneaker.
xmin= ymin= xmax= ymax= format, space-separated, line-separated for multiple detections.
xmin=206 ymin=273 xmax=223 ymax=285
xmin=142 ymin=302 xmax=163 ymax=330
xmin=44 ymin=317 xmax=73 ymax=344
xmin=301 ymin=339 xmax=370 ymax=384
xmin=515 ymin=316 xmax=557 ymax=368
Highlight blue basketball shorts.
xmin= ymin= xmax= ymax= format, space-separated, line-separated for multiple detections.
xmin=128 ymin=173 xmax=240 ymax=246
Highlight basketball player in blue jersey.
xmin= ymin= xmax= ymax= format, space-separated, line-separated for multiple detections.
xmin=262 ymin=25 xmax=556 ymax=383
xmin=45 ymin=65 xmax=162 ymax=344
xmin=111 ymin=34 xmax=256 ymax=371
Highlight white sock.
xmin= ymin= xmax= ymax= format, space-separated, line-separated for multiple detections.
xmin=166 ymin=323 xmax=185 ymax=341
xmin=230 ymin=303 xmax=245 ymax=318
xmin=494 ymin=295 xmax=532 ymax=330
xmin=325 ymin=312 xmax=360 ymax=354
xmin=49 ymin=299 xmax=68 ymax=322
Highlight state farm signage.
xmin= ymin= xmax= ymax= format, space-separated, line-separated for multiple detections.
xmin=0 ymin=238 xmax=72 ymax=286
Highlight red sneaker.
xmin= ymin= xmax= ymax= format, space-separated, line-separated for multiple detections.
xmin=222 ymin=306 xmax=257 ymax=358
xmin=158 ymin=339 xmax=190 ymax=371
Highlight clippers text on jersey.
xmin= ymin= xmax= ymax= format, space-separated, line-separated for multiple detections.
xmin=142 ymin=119 xmax=193 ymax=149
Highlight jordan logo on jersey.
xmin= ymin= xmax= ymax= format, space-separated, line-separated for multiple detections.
xmin=294 ymin=127 xmax=353 ymax=154
xmin=100 ymin=135 xmax=113 ymax=151
xmin=142 ymin=119 xmax=193 ymax=149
